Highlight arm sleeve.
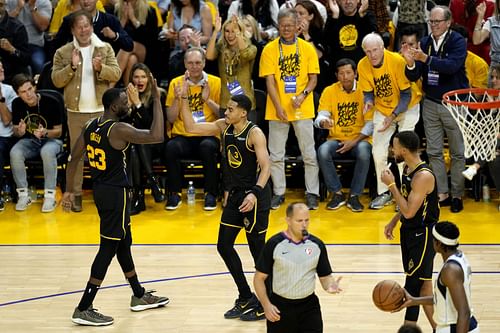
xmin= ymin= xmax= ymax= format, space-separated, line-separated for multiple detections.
xmin=392 ymin=87 xmax=411 ymax=116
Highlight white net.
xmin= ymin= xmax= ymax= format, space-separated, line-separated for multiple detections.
xmin=442 ymin=89 xmax=500 ymax=162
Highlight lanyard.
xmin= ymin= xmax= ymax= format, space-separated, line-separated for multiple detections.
xmin=279 ymin=37 xmax=299 ymax=66
xmin=427 ymin=31 xmax=450 ymax=58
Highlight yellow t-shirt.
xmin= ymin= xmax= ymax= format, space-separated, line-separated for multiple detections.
xmin=466 ymin=50 xmax=488 ymax=89
xmin=358 ymin=49 xmax=411 ymax=117
xmin=259 ymin=38 xmax=320 ymax=121
xmin=318 ymin=81 xmax=372 ymax=143
xmin=166 ymin=74 xmax=221 ymax=137
xmin=49 ymin=0 xmax=105 ymax=34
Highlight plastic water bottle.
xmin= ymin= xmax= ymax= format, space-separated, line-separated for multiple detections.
xmin=187 ymin=181 xmax=195 ymax=204
xmin=29 ymin=185 xmax=37 ymax=202
xmin=482 ymin=185 xmax=490 ymax=202
xmin=2 ymin=183 xmax=11 ymax=202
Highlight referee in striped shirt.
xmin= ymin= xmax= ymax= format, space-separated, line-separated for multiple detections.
xmin=254 ymin=202 xmax=342 ymax=332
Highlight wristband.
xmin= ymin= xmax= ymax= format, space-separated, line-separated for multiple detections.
xmin=387 ymin=182 xmax=396 ymax=189
xmin=248 ymin=185 xmax=263 ymax=197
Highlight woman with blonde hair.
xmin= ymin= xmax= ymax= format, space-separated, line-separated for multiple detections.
xmin=206 ymin=15 xmax=257 ymax=113
xmin=115 ymin=0 xmax=160 ymax=86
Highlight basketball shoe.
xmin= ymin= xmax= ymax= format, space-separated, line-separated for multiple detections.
xmin=130 ymin=290 xmax=169 ymax=311
xmin=224 ymin=293 xmax=259 ymax=319
xmin=72 ymin=306 xmax=113 ymax=326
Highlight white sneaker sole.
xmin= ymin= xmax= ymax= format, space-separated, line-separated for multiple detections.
xmin=130 ymin=298 xmax=170 ymax=312
xmin=71 ymin=317 xmax=114 ymax=326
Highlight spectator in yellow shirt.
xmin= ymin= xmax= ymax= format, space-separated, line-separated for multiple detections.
xmin=315 ymin=58 xmax=373 ymax=212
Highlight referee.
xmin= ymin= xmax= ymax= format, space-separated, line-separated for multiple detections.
xmin=253 ymin=202 xmax=342 ymax=332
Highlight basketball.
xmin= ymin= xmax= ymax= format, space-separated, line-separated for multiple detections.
xmin=372 ymin=280 xmax=405 ymax=312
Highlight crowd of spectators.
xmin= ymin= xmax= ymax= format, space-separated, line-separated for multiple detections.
xmin=0 ymin=0 xmax=499 ymax=214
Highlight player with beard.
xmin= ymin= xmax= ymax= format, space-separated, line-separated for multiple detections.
xmin=62 ymin=84 xmax=169 ymax=326
xmin=381 ymin=131 xmax=440 ymax=331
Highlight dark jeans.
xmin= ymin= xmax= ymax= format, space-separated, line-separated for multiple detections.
xmin=0 ymin=136 xmax=15 ymax=190
xmin=165 ymin=136 xmax=220 ymax=194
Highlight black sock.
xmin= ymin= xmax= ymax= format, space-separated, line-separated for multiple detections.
xmin=78 ymin=282 xmax=99 ymax=311
xmin=127 ymin=274 xmax=145 ymax=298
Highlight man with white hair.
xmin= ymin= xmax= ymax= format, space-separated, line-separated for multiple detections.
xmin=358 ymin=32 xmax=418 ymax=210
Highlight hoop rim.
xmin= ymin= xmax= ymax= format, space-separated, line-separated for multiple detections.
xmin=442 ymin=88 xmax=500 ymax=109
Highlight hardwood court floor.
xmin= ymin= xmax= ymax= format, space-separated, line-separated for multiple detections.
xmin=0 ymin=189 xmax=499 ymax=332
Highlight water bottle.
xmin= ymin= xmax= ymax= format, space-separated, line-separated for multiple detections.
xmin=2 ymin=183 xmax=11 ymax=202
xmin=29 ymin=185 xmax=37 ymax=202
xmin=482 ymin=185 xmax=490 ymax=202
xmin=187 ymin=181 xmax=195 ymax=204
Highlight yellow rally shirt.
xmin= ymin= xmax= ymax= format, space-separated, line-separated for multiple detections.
xmin=166 ymin=74 xmax=221 ymax=137
xmin=259 ymin=38 xmax=320 ymax=121
xmin=358 ymin=49 xmax=411 ymax=117
xmin=318 ymin=81 xmax=373 ymax=143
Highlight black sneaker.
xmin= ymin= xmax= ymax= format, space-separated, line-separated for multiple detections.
xmin=326 ymin=193 xmax=346 ymax=210
xmin=240 ymin=304 xmax=265 ymax=321
xmin=165 ymin=193 xmax=182 ymax=210
xmin=347 ymin=195 xmax=364 ymax=212
xmin=270 ymin=195 xmax=285 ymax=210
xmin=305 ymin=193 xmax=319 ymax=210
xmin=224 ymin=294 xmax=259 ymax=319
xmin=450 ymin=198 xmax=463 ymax=213
xmin=204 ymin=193 xmax=217 ymax=211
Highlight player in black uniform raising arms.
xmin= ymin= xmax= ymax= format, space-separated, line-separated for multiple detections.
xmin=381 ymin=131 xmax=440 ymax=331
xmin=61 ymin=79 xmax=169 ymax=326
xmin=179 ymin=76 xmax=271 ymax=321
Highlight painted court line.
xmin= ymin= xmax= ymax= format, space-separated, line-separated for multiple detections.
xmin=2 ymin=270 xmax=500 ymax=308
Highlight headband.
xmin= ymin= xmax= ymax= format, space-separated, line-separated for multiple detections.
xmin=432 ymin=226 xmax=459 ymax=246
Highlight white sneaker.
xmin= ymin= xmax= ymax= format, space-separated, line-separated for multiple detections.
xmin=462 ymin=166 xmax=477 ymax=181
xmin=42 ymin=189 xmax=56 ymax=213
xmin=15 ymin=188 xmax=32 ymax=211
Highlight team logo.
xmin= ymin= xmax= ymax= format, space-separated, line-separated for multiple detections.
xmin=305 ymin=247 xmax=313 ymax=255
xmin=339 ymin=24 xmax=358 ymax=51
xmin=243 ymin=217 xmax=250 ymax=228
xmin=408 ymin=259 xmax=414 ymax=271
xmin=227 ymin=144 xmax=242 ymax=168
xmin=24 ymin=114 xmax=47 ymax=134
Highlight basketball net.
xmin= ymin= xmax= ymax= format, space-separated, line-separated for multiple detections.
xmin=442 ymin=88 xmax=500 ymax=162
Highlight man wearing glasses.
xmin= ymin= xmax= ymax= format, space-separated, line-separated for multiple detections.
xmin=401 ymin=5 xmax=468 ymax=213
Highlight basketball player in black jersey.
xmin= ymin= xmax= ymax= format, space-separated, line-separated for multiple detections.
xmin=61 ymin=80 xmax=169 ymax=326
xmin=381 ymin=131 xmax=440 ymax=331
xmin=179 ymin=79 xmax=271 ymax=321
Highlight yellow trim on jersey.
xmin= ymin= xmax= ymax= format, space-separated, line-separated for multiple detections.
xmin=244 ymin=124 xmax=255 ymax=152
xmin=406 ymin=227 xmax=430 ymax=277
xmin=246 ymin=200 xmax=258 ymax=234
xmin=121 ymin=188 xmax=127 ymax=238
xmin=220 ymin=221 xmax=243 ymax=229
xmin=101 ymin=235 xmax=121 ymax=241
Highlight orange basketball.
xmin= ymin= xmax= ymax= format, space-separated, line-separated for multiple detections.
xmin=372 ymin=280 xmax=405 ymax=312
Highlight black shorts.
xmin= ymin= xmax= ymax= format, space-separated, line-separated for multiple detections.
xmin=221 ymin=185 xmax=271 ymax=234
xmin=400 ymin=224 xmax=435 ymax=280
xmin=267 ymin=293 xmax=322 ymax=333
xmin=93 ymin=184 xmax=131 ymax=240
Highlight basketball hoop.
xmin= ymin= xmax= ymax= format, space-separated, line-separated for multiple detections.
xmin=442 ymin=88 xmax=500 ymax=162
